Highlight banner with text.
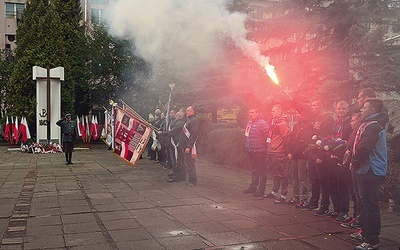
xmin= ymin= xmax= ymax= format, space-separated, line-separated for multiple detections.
xmin=113 ymin=106 xmax=152 ymax=166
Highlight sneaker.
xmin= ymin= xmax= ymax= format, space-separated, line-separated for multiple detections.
xmin=341 ymin=215 xmax=353 ymax=224
xmin=286 ymin=197 xmax=299 ymax=204
xmin=264 ymin=193 xmax=277 ymax=199
xmin=350 ymin=230 xmax=365 ymax=242
xmin=186 ymin=182 xmax=196 ymax=187
xmin=315 ymin=207 xmax=329 ymax=216
xmin=300 ymin=202 xmax=318 ymax=210
xmin=295 ymin=200 xmax=305 ymax=208
xmin=326 ymin=211 xmax=339 ymax=218
xmin=242 ymin=188 xmax=256 ymax=194
xmin=253 ymin=191 xmax=264 ymax=197
xmin=336 ymin=212 xmax=350 ymax=222
xmin=354 ymin=242 xmax=379 ymax=250
xmin=341 ymin=218 xmax=361 ymax=230
xmin=274 ymin=196 xmax=287 ymax=204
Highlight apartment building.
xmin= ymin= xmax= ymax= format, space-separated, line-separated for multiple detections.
xmin=0 ymin=0 xmax=114 ymax=50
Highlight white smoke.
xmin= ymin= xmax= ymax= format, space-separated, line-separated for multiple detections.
xmin=107 ymin=0 xmax=269 ymax=81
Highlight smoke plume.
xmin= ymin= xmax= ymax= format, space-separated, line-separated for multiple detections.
xmin=107 ymin=0 xmax=270 ymax=82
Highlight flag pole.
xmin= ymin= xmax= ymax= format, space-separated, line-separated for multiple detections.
xmin=166 ymin=83 xmax=175 ymax=130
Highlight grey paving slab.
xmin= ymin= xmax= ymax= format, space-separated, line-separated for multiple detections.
xmin=64 ymin=231 xmax=109 ymax=247
xmin=101 ymin=219 xmax=141 ymax=231
xmin=25 ymin=225 xmax=63 ymax=237
xmin=63 ymin=222 xmax=102 ymax=234
xmin=116 ymin=239 xmax=165 ymax=250
xmin=1 ymin=145 xmax=399 ymax=250
xmin=108 ymin=228 xmax=153 ymax=242
xmin=23 ymin=235 xmax=65 ymax=249
xmin=27 ymin=215 xmax=62 ymax=227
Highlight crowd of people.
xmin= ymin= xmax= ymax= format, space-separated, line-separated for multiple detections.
xmin=143 ymin=87 xmax=387 ymax=250
xmin=243 ymin=88 xmax=388 ymax=250
xmin=146 ymin=106 xmax=200 ymax=187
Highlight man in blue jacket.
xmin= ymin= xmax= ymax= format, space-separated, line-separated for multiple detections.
xmin=243 ymin=107 xmax=270 ymax=197
xmin=350 ymin=98 xmax=388 ymax=250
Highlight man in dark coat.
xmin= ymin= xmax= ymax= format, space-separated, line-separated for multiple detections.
xmin=243 ymin=107 xmax=270 ymax=197
xmin=56 ymin=114 xmax=78 ymax=165
xmin=180 ymin=106 xmax=200 ymax=187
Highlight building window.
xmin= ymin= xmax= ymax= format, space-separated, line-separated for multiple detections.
xmin=5 ymin=2 xmax=25 ymax=19
xmin=91 ymin=8 xmax=105 ymax=24
xmin=91 ymin=0 xmax=109 ymax=5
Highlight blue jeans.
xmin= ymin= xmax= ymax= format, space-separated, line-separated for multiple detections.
xmin=356 ymin=169 xmax=385 ymax=245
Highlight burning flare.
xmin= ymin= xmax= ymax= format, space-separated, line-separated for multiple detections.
xmin=264 ymin=64 xmax=279 ymax=85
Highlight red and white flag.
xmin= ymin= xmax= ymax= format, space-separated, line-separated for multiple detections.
xmin=85 ymin=116 xmax=90 ymax=138
xmin=24 ymin=117 xmax=31 ymax=142
xmin=92 ymin=116 xmax=100 ymax=141
xmin=90 ymin=116 xmax=99 ymax=140
xmin=12 ymin=116 xmax=19 ymax=144
xmin=3 ymin=116 xmax=10 ymax=142
xmin=76 ymin=116 xmax=82 ymax=137
xmin=79 ymin=115 xmax=86 ymax=140
xmin=19 ymin=117 xmax=31 ymax=143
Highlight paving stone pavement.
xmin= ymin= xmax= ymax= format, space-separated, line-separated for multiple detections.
xmin=0 ymin=144 xmax=399 ymax=250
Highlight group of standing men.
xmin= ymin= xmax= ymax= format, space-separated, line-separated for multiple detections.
xmin=243 ymin=88 xmax=388 ymax=250
xmin=154 ymin=106 xmax=200 ymax=187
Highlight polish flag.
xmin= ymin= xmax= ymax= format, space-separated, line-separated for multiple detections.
xmin=3 ymin=116 xmax=10 ymax=142
xmin=85 ymin=116 xmax=90 ymax=139
xmin=19 ymin=117 xmax=31 ymax=143
xmin=13 ymin=116 xmax=19 ymax=144
xmin=77 ymin=116 xmax=82 ymax=137
xmin=91 ymin=116 xmax=100 ymax=140
xmin=24 ymin=117 xmax=31 ymax=142
xmin=79 ymin=115 xmax=86 ymax=140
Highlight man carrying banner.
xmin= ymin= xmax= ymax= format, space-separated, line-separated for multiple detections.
xmin=159 ymin=108 xmax=186 ymax=182
xmin=57 ymin=114 xmax=78 ymax=165
xmin=180 ymin=106 xmax=200 ymax=187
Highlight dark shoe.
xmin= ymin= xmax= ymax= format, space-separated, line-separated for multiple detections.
xmin=341 ymin=216 xmax=354 ymax=224
xmin=286 ymin=197 xmax=299 ymax=204
xmin=350 ymin=230 xmax=365 ymax=242
xmin=65 ymin=161 xmax=69 ymax=165
xmin=300 ymin=202 xmax=318 ymax=210
xmin=274 ymin=197 xmax=287 ymax=204
xmin=68 ymin=161 xmax=73 ymax=165
xmin=336 ymin=212 xmax=350 ymax=222
xmin=354 ymin=242 xmax=379 ymax=250
xmin=253 ymin=191 xmax=265 ymax=197
xmin=326 ymin=211 xmax=339 ymax=218
xmin=264 ymin=193 xmax=278 ymax=199
xmin=341 ymin=218 xmax=361 ymax=230
xmin=315 ymin=207 xmax=329 ymax=216
xmin=242 ymin=188 xmax=256 ymax=194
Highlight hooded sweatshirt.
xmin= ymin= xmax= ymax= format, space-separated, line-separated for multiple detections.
xmin=351 ymin=112 xmax=389 ymax=177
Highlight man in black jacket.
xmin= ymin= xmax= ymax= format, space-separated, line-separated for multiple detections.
xmin=56 ymin=114 xmax=78 ymax=165
xmin=160 ymin=109 xmax=186 ymax=182
xmin=180 ymin=106 xmax=200 ymax=187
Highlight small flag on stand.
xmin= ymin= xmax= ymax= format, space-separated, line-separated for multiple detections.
xmin=3 ymin=116 xmax=10 ymax=142
xmin=12 ymin=116 xmax=19 ymax=145
xmin=19 ymin=117 xmax=31 ymax=143
xmin=80 ymin=115 xmax=86 ymax=141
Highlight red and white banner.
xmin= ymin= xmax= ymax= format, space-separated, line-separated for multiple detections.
xmin=13 ymin=116 xmax=19 ymax=144
xmin=91 ymin=116 xmax=100 ymax=141
xmin=3 ymin=116 xmax=10 ymax=142
xmin=19 ymin=117 xmax=31 ymax=143
xmin=113 ymin=105 xmax=152 ymax=166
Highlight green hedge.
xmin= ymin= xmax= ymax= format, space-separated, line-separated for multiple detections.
xmin=197 ymin=120 xmax=249 ymax=169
